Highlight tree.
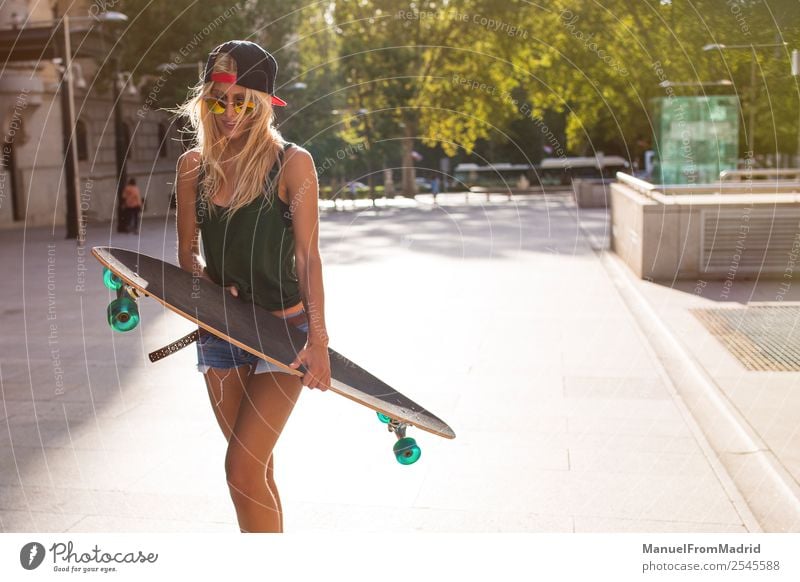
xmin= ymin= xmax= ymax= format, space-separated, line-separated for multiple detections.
xmin=328 ymin=0 xmax=532 ymax=195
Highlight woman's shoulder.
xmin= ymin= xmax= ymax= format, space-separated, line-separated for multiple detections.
xmin=281 ymin=142 xmax=313 ymax=171
xmin=177 ymin=149 xmax=204 ymax=184
xmin=178 ymin=148 xmax=202 ymax=173
xmin=179 ymin=147 xmax=201 ymax=163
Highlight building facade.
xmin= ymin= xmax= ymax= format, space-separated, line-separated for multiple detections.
xmin=0 ymin=0 xmax=181 ymax=229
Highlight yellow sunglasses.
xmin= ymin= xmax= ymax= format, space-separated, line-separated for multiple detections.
xmin=203 ymin=96 xmax=256 ymax=115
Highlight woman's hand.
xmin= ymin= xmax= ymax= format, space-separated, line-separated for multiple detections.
xmin=196 ymin=266 xmax=238 ymax=297
xmin=203 ymin=269 xmax=239 ymax=297
xmin=289 ymin=342 xmax=331 ymax=391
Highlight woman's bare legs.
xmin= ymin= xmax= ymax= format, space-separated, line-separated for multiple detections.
xmin=265 ymin=454 xmax=282 ymax=529
xmin=225 ymin=370 xmax=303 ymax=532
xmin=202 ymin=365 xmax=250 ymax=441
xmin=203 ymin=366 xmax=280 ymax=527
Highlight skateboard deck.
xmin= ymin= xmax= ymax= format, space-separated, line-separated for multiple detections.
xmin=92 ymin=246 xmax=455 ymax=464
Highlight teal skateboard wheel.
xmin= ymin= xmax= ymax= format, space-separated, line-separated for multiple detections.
xmin=393 ymin=437 xmax=421 ymax=465
xmin=377 ymin=412 xmax=392 ymax=424
xmin=103 ymin=267 xmax=123 ymax=290
xmin=107 ymin=296 xmax=139 ymax=332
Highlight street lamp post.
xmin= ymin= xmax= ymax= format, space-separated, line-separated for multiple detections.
xmin=112 ymin=57 xmax=128 ymax=233
xmin=749 ymin=49 xmax=756 ymax=154
xmin=57 ymin=10 xmax=128 ymax=241
xmin=60 ymin=14 xmax=82 ymax=242
xmin=792 ymin=49 xmax=800 ymax=168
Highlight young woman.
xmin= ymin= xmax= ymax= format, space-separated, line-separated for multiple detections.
xmin=173 ymin=40 xmax=331 ymax=533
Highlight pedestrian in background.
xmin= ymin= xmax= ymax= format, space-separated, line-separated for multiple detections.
xmin=122 ymin=177 xmax=143 ymax=234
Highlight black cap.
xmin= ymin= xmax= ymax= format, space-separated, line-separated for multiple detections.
xmin=203 ymin=40 xmax=287 ymax=106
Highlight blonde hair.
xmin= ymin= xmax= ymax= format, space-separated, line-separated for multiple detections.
xmin=173 ymin=52 xmax=286 ymax=218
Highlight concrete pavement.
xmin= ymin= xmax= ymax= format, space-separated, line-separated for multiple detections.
xmin=0 ymin=191 xmax=795 ymax=532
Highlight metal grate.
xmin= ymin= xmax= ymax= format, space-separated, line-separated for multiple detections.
xmin=691 ymin=306 xmax=800 ymax=371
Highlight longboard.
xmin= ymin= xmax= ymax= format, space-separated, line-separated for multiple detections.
xmin=92 ymin=246 xmax=455 ymax=464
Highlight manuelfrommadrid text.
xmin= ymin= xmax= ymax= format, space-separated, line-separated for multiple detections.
xmin=643 ymin=544 xmax=761 ymax=554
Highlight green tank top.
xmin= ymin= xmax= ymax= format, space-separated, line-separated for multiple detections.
xmin=195 ymin=142 xmax=301 ymax=311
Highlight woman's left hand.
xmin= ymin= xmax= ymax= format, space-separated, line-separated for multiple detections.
xmin=289 ymin=342 xmax=331 ymax=391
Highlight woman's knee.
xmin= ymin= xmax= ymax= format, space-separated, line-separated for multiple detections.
xmin=225 ymin=443 xmax=268 ymax=498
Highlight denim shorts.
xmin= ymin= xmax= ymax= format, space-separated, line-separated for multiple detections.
xmin=196 ymin=307 xmax=309 ymax=375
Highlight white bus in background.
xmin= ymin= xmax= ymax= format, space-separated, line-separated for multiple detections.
xmin=453 ymin=155 xmax=630 ymax=190
xmin=538 ymin=154 xmax=630 ymax=185
xmin=453 ymin=162 xmax=534 ymax=190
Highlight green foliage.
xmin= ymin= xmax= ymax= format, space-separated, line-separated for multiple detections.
xmin=515 ymin=0 xmax=800 ymax=160
xmin=108 ymin=0 xmax=800 ymax=172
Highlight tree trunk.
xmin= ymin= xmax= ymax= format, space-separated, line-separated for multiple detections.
xmin=401 ymin=123 xmax=417 ymax=197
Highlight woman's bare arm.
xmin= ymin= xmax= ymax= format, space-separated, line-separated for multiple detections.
xmin=283 ymin=146 xmax=329 ymax=348
xmin=282 ymin=145 xmax=331 ymax=390
xmin=175 ymin=150 xmax=206 ymax=277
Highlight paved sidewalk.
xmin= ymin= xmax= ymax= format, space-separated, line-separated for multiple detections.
xmin=573 ymin=202 xmax=800 ymax=533
xmin=0 ymin=192 xmax=773 ymax=532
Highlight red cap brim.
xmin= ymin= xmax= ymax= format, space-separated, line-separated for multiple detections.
xmin=210 ymin=70 xmax=287 ymax=106
xmin=211 ymin=72 xmax=237 ymax=84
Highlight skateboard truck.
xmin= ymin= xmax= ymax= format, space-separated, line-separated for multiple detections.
xmin=377 ymin=412 xmax=421 ymax=465
xmin=103 ymin=267 xmax=140 ymax=332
